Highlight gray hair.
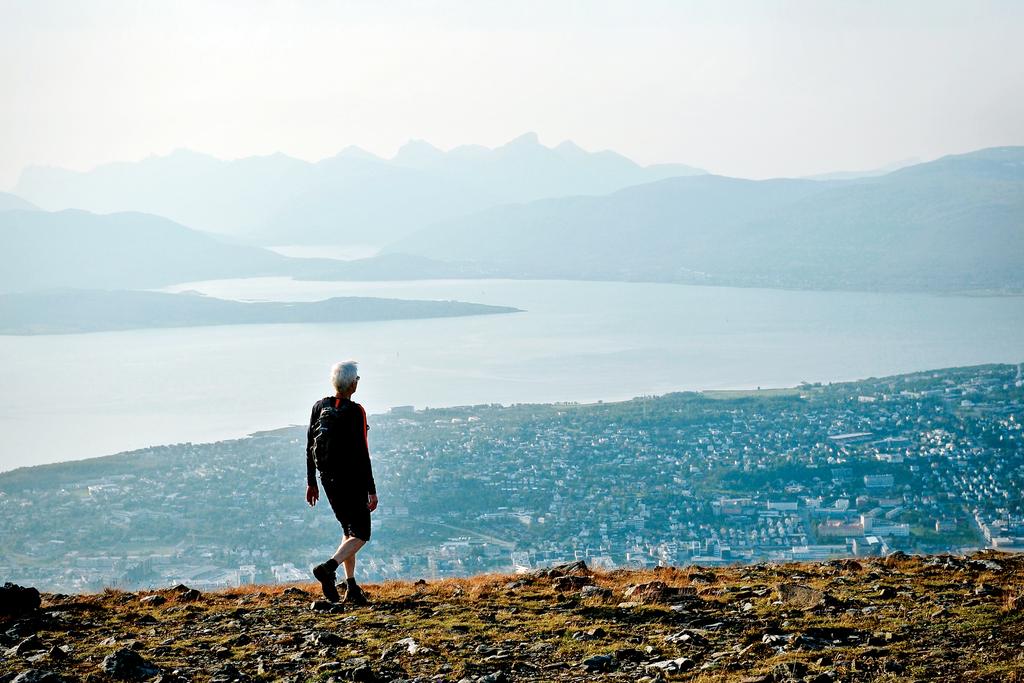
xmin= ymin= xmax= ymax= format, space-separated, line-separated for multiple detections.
xmin=330 ymin=360 xmax=359 ymax=391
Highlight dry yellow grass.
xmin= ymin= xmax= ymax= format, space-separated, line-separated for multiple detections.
xmin=2 ymin=552 xmax=1023 ymax=682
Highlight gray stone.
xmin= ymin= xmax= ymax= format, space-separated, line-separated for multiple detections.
xmin=581 ymin=654 xmax=615 ymax=672
xmin=210 ymin=663 xmax=247 ymax=682
xmin=381 ymin=637 xmax=421 ymax=660
xmin=571 ymin=627 xmax=606 ymax=640
xmin=970 ymin=559 xmax=1003 ymax=572
xmin=305 ymin=630 xmax=344 ymax=647
xmin=580 ymin=585 xmax=613 ymax=599
xmin=552 ymin=574 xmax=592 ymax=592
xmin=10 ymin=671 xmax=68 ymax=683
xmin=310 ymin=600 xmax=339 ymax=612
xmin=884 ymin=551 xmax=909 ymax=566
xmin=6 ymin=635 xmax=44 ymax=657
xmin=624 ymin=581 xmax=697 ymax=604
xmin=665 ymin=630 xmax=708 ymax=646
xmin=808 ymin=671 xmax=838 ymax=683
xmin=646 ymin=657 xmax=695 ymax=673
xmin=476 ymin=673 xmax=508 ymax=683
xmin=535 ymin=560 xmax=589 ymax=578
xmin=776 ymin=583 xmax=829 ymax=610
xmin=330 ymin=657 xmax=379 ymax=682
xmin=101 ymin=648 xmax=161 ymax=680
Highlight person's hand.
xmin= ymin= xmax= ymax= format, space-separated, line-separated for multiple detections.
xmin=306 ymin=485 xmax=319 ymax=507
xmin=368 ymin=494 xmax=379 ymax=512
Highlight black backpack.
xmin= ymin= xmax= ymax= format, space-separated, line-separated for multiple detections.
xmin=312 ymin=398 xmax=346 ymax=473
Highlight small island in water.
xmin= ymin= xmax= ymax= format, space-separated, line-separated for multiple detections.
xmin=0 ymin=289 xmax=521 ymax=335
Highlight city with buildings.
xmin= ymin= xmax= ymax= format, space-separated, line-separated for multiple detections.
xmin=0 ymin=363 xmax=1021 ymax=592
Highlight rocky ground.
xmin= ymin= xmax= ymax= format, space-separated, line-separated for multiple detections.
xmin=2 ymin=551 xmax=1023 ymax=683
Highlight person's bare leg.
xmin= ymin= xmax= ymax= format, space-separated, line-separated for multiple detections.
xmin=331 ymin=536 xmax=365 ymax=566
xmin=332 ymin=536 xmax=369 ymax=604
xmin=342 ymin=536 xmax=356 ymax=580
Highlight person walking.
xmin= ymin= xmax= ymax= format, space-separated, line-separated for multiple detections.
xmin=306 ymin=360 xmax=378 ymax=604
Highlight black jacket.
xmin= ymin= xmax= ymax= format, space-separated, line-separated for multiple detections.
xmin=305 ymin=397 xmax=377 ymax=495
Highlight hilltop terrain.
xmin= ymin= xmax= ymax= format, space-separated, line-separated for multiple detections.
xmin=2 ymin=552 xmax=1023 ymax=682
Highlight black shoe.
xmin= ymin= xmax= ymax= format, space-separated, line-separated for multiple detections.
xmin=343 ymin=583 xmax=369 ymax=606
xmin=312 ymin=563 xmax=341 ymax=602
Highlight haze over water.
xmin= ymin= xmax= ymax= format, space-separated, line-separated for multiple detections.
xmin=1 ymin=277 xmax=1021 ymax=471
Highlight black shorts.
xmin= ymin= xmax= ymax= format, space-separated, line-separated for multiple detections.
xmin=321 ymin=475 xmax=371 ymax=541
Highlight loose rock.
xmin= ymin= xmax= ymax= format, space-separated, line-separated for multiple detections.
xmin=534 ymin=560 xmax=589 ymax=578
xmin=6 ymin=635 xmax=45 ymax=657
xmin=646 ymin=657 xmax=695 ymax=673
xmin=381 ymin=637 xmax=421 ymax=659
xmin=580 ymin=585 xmax=612 ymax=599
xmin=101 ymin=648 xmax=160 ymax=680
xmin=777 ymin=583 xmax=831 ymax=610
xmin=571 ymin=626 xmax=606 ymax=640
xmin=581 ymin=653 xmax=615 ymax=672
xmin=552 ymin=574 xmax=593 ymax=592
xmin=0 ymin=584 xmax=41 ymax=617
xmin=10 ymin=670 xmax=68 ymax=683
xmin=210 ymin=663 xmax=248 ymax=682
xmin=310 ymin=600 xmax=339 ymax=612
xmin=624 ymin=581 xmax=696 ymax=604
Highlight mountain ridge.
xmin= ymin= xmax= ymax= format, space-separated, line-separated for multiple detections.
xmin=386 ymin=146 xmax=1024 ymax=292
xmin=12 ymin=134 xmax=706 ymax=245
xmin=0 ymin=208 xmax=480 ymax=293
xmin=0 ymin=190 xmax=38 ymax=212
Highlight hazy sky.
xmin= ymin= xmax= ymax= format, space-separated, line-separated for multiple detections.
xmin=2 ymin=0 xmax=1023 ymax=188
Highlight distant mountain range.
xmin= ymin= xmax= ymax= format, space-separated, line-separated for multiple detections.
xmin=0 ymin=208 xmax=498 ymax=293
xmin=385 ymin=146 xmax=1024 ymax=292
xmin=5 ymin=145 xmax=1022 ymax=293
xmin=803 ymin=157 xmax=921 ymax=181
xmin=12 ymin=133 xmax=705 ymax=245
xmin=0 ymin=191 xmax=37 ymax=212
xmin=0 ymin=209 xmax=308 ymax=292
